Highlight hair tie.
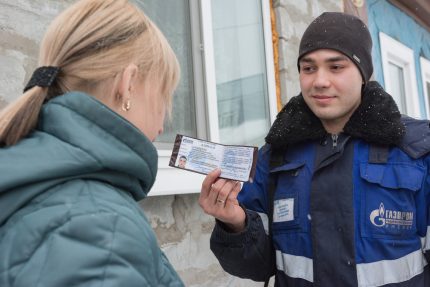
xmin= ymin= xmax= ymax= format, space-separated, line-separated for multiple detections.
xmin=24 ymin=66 xmax=60 ymax=92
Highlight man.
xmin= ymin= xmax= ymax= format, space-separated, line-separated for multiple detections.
xmin=178 ymin=155 xmax=187 ymax=168
xmin=199 ymin=12 xmax=430 ymax=286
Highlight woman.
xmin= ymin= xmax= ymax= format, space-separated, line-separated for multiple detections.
xmin=0 ymin=0 xmax=183 ymax=286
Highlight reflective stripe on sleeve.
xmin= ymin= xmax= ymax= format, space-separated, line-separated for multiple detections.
xmin=422 ymin=227 xmax=430 ymax=252
xmin=357 ymin=249 xmax=428 ymax=287
xmin=275 ymin=250 xmax=314 ymax=282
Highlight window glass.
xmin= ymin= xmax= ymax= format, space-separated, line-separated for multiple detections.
xmin=379 ymin=33 xmax=420 ymax=118
xmin=135 ymin=0 xmax=197 ymax=143
xmin=211 ymin=0 xmax=270 ymax=147
xmin=388 ymin=62 xmax=407 ymax=114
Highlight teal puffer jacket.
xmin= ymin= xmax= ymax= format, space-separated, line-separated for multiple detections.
xmin=0 ymin=92 xmax=184 ymax=287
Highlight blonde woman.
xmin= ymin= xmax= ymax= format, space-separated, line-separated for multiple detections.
xmin=0 ymin=0 xmax=183 ymax=286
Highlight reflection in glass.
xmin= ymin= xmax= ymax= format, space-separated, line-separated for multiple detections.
xmin=135 ymin=0 xmax=196 ymax=143
xmin=388 ymin=62 xmax=407 ymax=114
xmin=211 ymin=0 xmax=270 ymax=147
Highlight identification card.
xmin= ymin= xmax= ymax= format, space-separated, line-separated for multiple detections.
xmin=169 ymin=134 xmax=258 ymax=182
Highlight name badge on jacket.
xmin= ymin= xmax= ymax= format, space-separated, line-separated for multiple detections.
xmin=273 ymin=198 xmax=294 ymax=222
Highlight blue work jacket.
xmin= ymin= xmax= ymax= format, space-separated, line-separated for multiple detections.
xmin=211 ymin=82 xmax=430 ymax=287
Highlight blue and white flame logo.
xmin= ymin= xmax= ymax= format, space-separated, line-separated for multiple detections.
xmin=370 ymin=203 xmax=386 ymax=227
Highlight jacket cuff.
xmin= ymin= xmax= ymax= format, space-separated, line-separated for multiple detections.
xmin=212 ymin=207 xmax=262 ymax=245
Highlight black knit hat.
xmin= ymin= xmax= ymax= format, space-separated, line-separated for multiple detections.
xmin=298 ymin=12 xmax=373 ymax=82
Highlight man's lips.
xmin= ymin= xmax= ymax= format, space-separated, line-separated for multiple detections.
xmin=312 ymin=94 xmax=333 ymax=99
xmin=312 ymin=94 xmax=335 ymax=104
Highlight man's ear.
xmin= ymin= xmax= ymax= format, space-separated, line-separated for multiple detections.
xmin=117 ymin=64 xmax=139 ymax=101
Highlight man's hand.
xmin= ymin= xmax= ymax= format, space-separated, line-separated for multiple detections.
xmin=198 ymin=169 xmax=246 ymax=233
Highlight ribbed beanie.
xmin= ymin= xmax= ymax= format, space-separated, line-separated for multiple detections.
xmin=298 ymin=12 xmax=373 ymax=82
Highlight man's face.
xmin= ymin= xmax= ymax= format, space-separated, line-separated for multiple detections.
xmin=179 ymin=157 xmax=186 ymax=168
xmin=299 ymin=49 xmax=363 ymax=134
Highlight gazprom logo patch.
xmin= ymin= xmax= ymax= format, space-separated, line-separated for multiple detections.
xmin=370 ymin=203 xmax=413 ymax=228
xmin=370 ymin=203 xmax=386 ymax=227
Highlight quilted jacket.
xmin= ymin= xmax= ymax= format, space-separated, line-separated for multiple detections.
xmin=0 ymin=92 xmax=184 ymax=287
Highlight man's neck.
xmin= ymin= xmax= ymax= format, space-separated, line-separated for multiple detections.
xmin=322 ymin=121 xmax=344 ymax=135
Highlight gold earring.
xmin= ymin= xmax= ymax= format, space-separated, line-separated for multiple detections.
xmin=122 ymin=98 xmax=131 ymax=111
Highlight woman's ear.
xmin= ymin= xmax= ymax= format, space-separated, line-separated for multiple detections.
xmin=117 ymin=64 xmax=139 ymax=101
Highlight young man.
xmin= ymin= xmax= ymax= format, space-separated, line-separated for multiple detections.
xmin=199 ymin=12 xmax=430 ymax=286
xmin=178 ymin=155 xmax=187 ymax=168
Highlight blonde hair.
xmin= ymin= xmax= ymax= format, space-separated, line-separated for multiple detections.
xmin=0 ymin=0 xmax=180 ymax=146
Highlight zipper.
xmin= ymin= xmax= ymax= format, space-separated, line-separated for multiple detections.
xmin=331 ymin=134 xmax=338 ymax=148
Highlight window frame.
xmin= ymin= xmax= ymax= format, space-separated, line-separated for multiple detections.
xmin=150 ymin=0 xmax=277 ymax=196
xmin=379 ymin=32 xmax=420 ymax=118
xmin=420 ymin=57 xmax=430 ymax=119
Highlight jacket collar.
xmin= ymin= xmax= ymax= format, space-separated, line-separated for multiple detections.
xmin=265 ymin=81 xmax=405 ymax=149
xmin=0 ymin=92 xmax=157 ymax=226
xmin=0 ymin=92 xmax=157 ymax=201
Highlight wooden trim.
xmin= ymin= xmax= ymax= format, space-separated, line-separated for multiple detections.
xmin=270 ymin=0 xmax=282 ymax=111
xmin=388 ymin=0 xmax=430 ymax=32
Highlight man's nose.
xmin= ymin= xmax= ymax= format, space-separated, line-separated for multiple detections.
xmin=313 ymin=69 xmax=331 ymax=89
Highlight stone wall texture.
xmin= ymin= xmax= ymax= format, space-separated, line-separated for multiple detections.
xmin=0 ymin=1 xmax=341 ymax=286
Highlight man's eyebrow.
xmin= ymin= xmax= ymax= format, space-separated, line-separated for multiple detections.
xmin=325 ymin=56 xmax=350 ymax=63
xmin=299 ymin=57 xmax=315 ymax=64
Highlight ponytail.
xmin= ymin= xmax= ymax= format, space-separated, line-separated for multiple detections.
xmin=0 ymin=87 xmax=47 ymax=146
